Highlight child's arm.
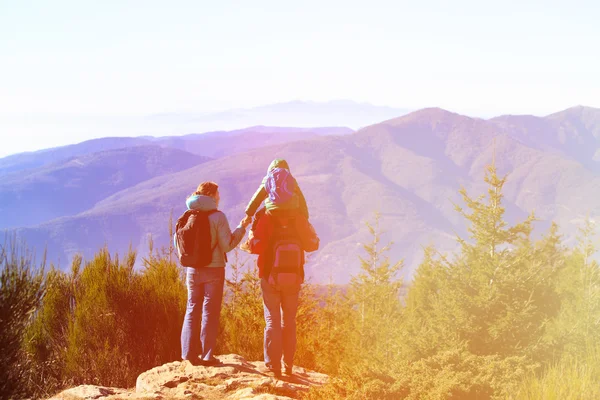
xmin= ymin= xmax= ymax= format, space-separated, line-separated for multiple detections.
xmin=245 ymin=184 xmax=268 ymax=217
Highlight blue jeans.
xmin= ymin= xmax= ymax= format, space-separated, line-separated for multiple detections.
xmin=261 ymin=278 xmax=301 ymax=371
xmin=181 ymin=267 xmax=225 ymax=361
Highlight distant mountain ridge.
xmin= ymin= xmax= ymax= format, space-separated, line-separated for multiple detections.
xmin=490 ymin=105 xmax=600 ymax=170
xmin=0 ymin=137 xmax=155 ymax=175
xmin=0 ymin=126 xmax=352 ymax=176
xmin=0 ymin=99 xmax=404 ymax=158
xmin=0 ymin=145 xmax=210 ymax=229
xmin=3 ymin=106 xmax=600 ymax=283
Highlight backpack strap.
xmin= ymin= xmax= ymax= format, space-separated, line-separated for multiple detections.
xmin=206 ymin=209 xmax=219 ymax=251
xmin=206 ymin=209 xmax=230 ymax=264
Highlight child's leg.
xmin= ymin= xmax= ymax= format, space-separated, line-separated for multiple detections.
xmin=240 ymin=207 xmax=267 ymax=253
xmin=253 ymin=207 xmax=267 ymax=230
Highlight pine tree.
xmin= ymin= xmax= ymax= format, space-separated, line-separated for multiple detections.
xmin=300 ymin=280 xmax=355 ymax=374
xmin=348 ymin=212 xmax=404 ymax=365
xmin=404 ymin=164 xmax=562 ymax=361
xmin=552 ymin=219 xmax=600 ymax=357
xmin=401 ymin=245 xmax=452 ymax=360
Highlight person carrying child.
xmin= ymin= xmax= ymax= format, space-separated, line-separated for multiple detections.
xmin=240 ymin=159 xmax=319 ymax=377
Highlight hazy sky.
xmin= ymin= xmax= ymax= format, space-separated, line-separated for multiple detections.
xmin=1 ymin=0 xmax=598 ymax=156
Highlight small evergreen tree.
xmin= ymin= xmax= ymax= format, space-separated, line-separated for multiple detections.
xmin=401 ymin=245 xmax=452 ymax=360
xmin=551 ymin=219 xmax=600 ymax=358
xmin=300 ymin=281 xmax=355 ymax=374
xmin=405 ymin=164 xmax=561 ymax=361
xmin=348 ymin=212 xmax=404 ymax=365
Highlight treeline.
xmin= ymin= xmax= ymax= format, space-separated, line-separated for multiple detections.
xmin=1 ymin=165 xmax=599 ymax=399
xmin=306 ymin=166 xmax=600 ymax=399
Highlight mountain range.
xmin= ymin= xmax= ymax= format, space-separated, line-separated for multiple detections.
xmin=0 ymin=100 xmax=405 ymax=159
xmin=2 ymin=106 xmax=600 ymax=283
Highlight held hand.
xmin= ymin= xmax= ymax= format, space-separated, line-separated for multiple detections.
xmin=241 ymin=215 xmax=252 ymax=229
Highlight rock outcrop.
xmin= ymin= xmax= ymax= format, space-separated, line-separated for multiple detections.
xmin=50 ymin=354 xmax=328 ymax=400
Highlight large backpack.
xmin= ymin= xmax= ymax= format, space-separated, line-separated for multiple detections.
xmin=175 ymin=209 xmax=218 ymax=268
xmin=264 ymin=167 xmax=297 ymax=205
xmin=266 ymin=217 xmax=305 ymax=287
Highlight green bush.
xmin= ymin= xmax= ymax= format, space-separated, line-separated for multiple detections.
xmin=0 ymin=237 xmax=46 ymax=399
xmin=22 ymin=264 xmax=74 ymax=397
xmin=306 ymin=348 xmax=534 ymax=400
xmin=516 ymin=349 xmax=600 ymax=400
xmin=62 ymin=247 xmax=186 ymax=387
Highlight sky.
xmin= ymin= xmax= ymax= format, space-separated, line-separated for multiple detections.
xmin=1 ymin=0 xmax=599 ymax=157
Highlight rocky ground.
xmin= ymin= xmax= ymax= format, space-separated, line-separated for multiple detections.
xmin=49 ymin=354 xmax=328 ymax=400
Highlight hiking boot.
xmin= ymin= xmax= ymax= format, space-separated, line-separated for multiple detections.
xmin=258 ymin=364 xmax=282 ymax=378
xmin=200 ymin=357 xmax=223 ymax=367
xmin=183 ymin=357 xmax=203 ymax=366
